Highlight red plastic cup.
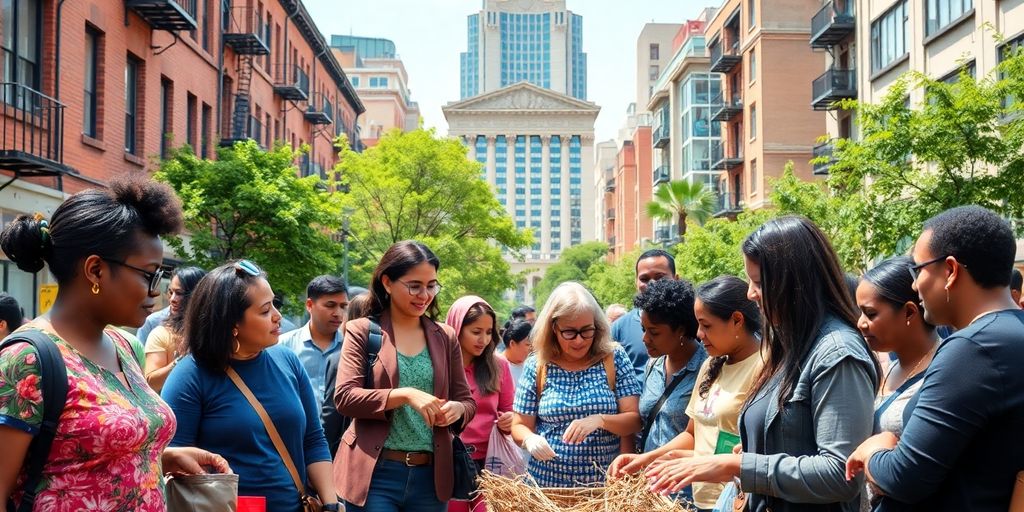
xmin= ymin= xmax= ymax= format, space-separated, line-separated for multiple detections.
xmin=236 ymin=496 xmax=266 ymax=512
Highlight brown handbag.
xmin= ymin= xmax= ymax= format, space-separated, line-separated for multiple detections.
xmin=165 ymin=473 xmax=240 ymax=512
xmin=226 ymin=367 xmax=323 ymax=512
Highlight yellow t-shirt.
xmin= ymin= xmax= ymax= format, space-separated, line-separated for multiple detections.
xmin=685 ymin=352 xmax=764 ymax=509
xmin=143 ymin=325 xmax=178 ymax=358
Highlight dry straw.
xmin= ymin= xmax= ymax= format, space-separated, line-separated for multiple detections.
xmin=476 ymin=470 xmax=694 ymax=512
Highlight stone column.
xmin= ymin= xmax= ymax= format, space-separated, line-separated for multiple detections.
xmin=540 ymin=135 xmax=552 ymax=258
xmin=561 ymin=134 xmax=571 ymax=250
xmin=486 ymin=135 xmax=497 ymax=185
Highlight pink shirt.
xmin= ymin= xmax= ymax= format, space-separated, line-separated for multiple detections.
xmin=461 ymin=356 xmax=514 ymax=460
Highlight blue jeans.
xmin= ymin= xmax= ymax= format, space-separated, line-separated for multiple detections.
xmin=344 ymin=460 xmax=445 ymax=512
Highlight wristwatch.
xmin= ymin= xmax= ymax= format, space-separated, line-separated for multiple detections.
xmin=322 ymin=504 xmax=341 ymax=511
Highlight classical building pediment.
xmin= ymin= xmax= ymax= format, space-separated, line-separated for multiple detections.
xmin=443 ymin=81 xmax=600 ymax=113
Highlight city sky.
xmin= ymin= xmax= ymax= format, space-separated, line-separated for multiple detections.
xmin=304 ymin=0 xmax=706 ymax=142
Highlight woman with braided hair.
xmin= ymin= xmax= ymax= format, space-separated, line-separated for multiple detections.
xmin=610 ymin=276 xmax=762 ymax=511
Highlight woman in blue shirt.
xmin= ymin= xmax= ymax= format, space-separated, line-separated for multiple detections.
xmin=511 ymin=281 xmax=642 ymax=487
xmin=162 ymin=261 xmax=338 ymax=512
xmin=608 ymin=280 xmax=707 ymax=487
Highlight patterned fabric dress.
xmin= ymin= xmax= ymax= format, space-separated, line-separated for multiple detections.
xmin=513 ymin=345 xmax=641 ymax=487
xmin=0 ymin=326 xmax=177 ymax=512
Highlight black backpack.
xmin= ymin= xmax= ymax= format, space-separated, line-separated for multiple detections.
xmin=1 ymin=330 xmax=68 ymax=512
xmin=320 ymin=317 xmax=383 ymax=456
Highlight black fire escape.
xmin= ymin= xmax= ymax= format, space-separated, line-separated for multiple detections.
xmin=220 ymin=3 xmax=270 ymax=147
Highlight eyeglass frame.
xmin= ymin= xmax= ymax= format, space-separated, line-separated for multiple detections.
xmin=101 ymin=258 xmax=165 ymax=294
xmin=908 ymin=255 xmax=966 ymax=282
xmin=393 ymin=279 xmax=442 ymax=297
xmin=554 ymin=322 xmax=598 ymax=341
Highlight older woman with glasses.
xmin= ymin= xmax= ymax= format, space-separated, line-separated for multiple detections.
xmin=510 ymin=281 xmax=642 ymax=488
xmin=162 ymin=260 xmax=338 ymax=512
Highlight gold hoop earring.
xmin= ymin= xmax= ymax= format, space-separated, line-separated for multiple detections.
xmin=233 ymin=338 xmax=241 ymax=354
xmin=91 ymin=282 xmax=100 ymax=295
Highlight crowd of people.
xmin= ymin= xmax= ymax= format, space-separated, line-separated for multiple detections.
xmin=0 ymin=174 xmax=1022 ymax=512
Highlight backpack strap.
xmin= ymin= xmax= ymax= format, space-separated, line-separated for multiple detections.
xmin=364 ymin=316 xmax=383 ymax=389
xmin=1 ymin=330 xmax=68 ymax=512
xmin=536 ymin=353 xmax=616 ymax=399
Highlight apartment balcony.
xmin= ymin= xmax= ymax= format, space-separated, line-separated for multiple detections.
xmin=223 ymin=6 xmax=270 ymax=55
xmin=125 ymin=0 xmax=197 ymax=31
xmin=304 ymin=94 xmax=334 ymax=125
xmin=713 ymin=192 xmax=744 ymax=218
xmin=653 ymin=121 xmax=672 ymax=150
xmin=655 ymin=226 xmax=673 ymax=244
xmin=810 ymin=0 xmax=856 ymax=49
xmin=709 ymin=40 xmax=742 ymax=73
xmin=813 ymin=140 xmax=837 ymax=175
xmin=606 ymin=208 xmax=616 ymax=220
xmin=604 ymin=177 xmax=615 ymax=192
xmin=711 ymin=140 xmax=744 ymax=170
xmin=273 ymin=64 xmax=310 ymax=102
xmin=711 ymin=91 xmax=743 ymax=122
xmin=653 ymin=165 xmax=670 ymax=186
xmin=812 ymin=67 xmax=857 ymax=110
xmin=219 ymin=115 xmax=266 ymax=149
xmin=0 ymin=83 xmax=72 ymax=177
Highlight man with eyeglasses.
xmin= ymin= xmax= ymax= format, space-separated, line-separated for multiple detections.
xmin=610 ymin=249 xmax=680 ymax=379
xmin=279 ymin=275 xmax=350 ymax=411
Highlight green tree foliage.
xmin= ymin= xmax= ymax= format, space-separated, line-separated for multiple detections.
xmin=155 ymin=141 xmax=344 ymax=308
xmin=673 ymin=209 xmax=778 ymax=285
xmin=816 ymin=51 xmax=1024 ymax=267
xmin=645 ymin=180 xmax=716 ymax=239
xmin=586 ymin=248 xmax=640 ymax=309
xmin=335 ymin=128 xmax=532 ymax=314
xmin=532 ymin=241 xmax=609 ymax=307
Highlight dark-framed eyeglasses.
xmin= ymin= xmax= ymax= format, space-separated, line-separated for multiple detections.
xmin=102 ymin=258 xmax=165 ymax=294
xmin=395 ymin=279 xmax=442 ymax=297
xmin=233 ymin=259 xmax=262 ymax=277
xmin=908 ymin=255 xmax=962 ymax=282
xmin=555 ymin=323 xmax=597 ymax=341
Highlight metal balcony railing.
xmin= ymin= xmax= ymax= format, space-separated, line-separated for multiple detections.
xmin=713 ymin=191 xmax=743 ymax=217
xmin=711 ymin=91 xmax=743 ymax=122
xmin=813 ymin=140 xmax=837 ymax=175
xmin=653 ymin=165 xmax=671 ymax=186
xmin=0 ymin=83 xmax=68 ymax=174
xmin=811 ymin=67 xmax=857 ymax=110
xmin=224 ymin=6 xmax=270 ymax=55
xmin=711 ymin=140 xmax=744 ymax=170
xmin=125 ymin=0 xmax=197 ymax=31
xmin=304 ymin=93 xmax=334 ymax=125
xmin=709 ymin=39 xmax=742 ymax=73
xmin=810 ymin=0 xmax=856 ymax=49
xmin=273 ymin=64 xmax=310 ymax=101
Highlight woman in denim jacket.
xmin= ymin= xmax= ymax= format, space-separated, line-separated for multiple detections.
xmin=647 ymin=216 xmax=879 ymax=512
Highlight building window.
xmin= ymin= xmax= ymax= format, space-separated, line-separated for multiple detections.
xmin=926 ymin=0 xmax=972 ymax=36
xmin=649 ymin=43 xmax=659 ymax=60
xmin=125 ymin=54 xmax=142 ymax=155
xmin=186 ymin=92 xmax=197 ymax=153
xmin=350 ymin=76 xmax=359 ymax=87
xmin=871 ymin=0 xmax=908 ymax=73
xmin=1 ymin=0 xmax=41 ymax=90
xmin=749 ymin=48 xmax=757 ymax=82
xmin=750 ymin=159 xmax=758 ymax=194
xmin=160 ymin=78 xmax=172 ymax=158
xmin=749 ymin=0 xmax=757 ymax=28
xmin=83 ymin=26 xmax=101 ymax=138
xmin=749 ymin=104 xmax=757 ymax=139
xmin=649 ymin=65 xmax=660 ymax=81
xmin=201 ymin=103 xmax=211 ymax=158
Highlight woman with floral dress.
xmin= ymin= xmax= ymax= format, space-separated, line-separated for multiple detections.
xmin=511 ymin=281 xmax=642 ymax=487
xmin=0 ymin=176 xmax=229 ymax=511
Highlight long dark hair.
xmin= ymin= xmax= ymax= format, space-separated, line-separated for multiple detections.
xmin=463 ymin=303 xmax=502 ymax=394
xmin=368 ymin=241 xmax=441 ymax=319
xmin=184 ymin=262 xmax=266 ymax=370
xmin=862 ymin=256 xmax=935 ymax=331
xmin=164 ymin=266 xmax=206 ymax=334
xmin=695 ymin=276 xmax=762 ymax=399
xmin=741 ymin=216 xmax=875 ymax=406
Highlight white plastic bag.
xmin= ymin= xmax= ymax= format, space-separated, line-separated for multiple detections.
xmin=483 ymin=424 xmax=526 ymax=477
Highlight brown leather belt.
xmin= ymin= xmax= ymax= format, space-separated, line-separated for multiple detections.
xmin=381 ymin=449 xmax=433 ymax=466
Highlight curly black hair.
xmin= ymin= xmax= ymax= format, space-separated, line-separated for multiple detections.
xmin=632 ymin=278 xmax=697 ymax=338
xmin=0 ymin=174 xmax=184 ymax=282
xmin=923 ymin=205 xmax=1015 ymax=289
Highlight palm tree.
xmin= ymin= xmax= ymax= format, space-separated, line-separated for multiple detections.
xmin=645 ymin=180 xmax=716 ymax=241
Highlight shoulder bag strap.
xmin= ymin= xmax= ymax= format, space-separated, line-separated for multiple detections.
xmin=364 ymin=316 xmax=383 ymax=389
xmin=536 ymin=360 xmax=547 ymax=398
xmin=638 ymin=364 xmax=688 ymax=451
xmin=224 ymin=366 xmax=306 ymax=500
xmin=1 ymin=330 xmax=68 ymax=512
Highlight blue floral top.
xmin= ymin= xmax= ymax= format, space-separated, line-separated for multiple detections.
xmin=513 ymin=345 xmax=642 ymax=487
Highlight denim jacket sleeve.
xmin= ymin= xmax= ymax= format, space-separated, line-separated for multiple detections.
xmin=740 ymin=326 xmax=877 ymax=504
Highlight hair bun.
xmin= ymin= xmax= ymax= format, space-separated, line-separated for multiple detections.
xmin=0 ymin=214 xmax=51 ymax=273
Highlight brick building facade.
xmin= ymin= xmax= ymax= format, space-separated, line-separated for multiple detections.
xmin=0 ymin=0 xmax=363 ymax=316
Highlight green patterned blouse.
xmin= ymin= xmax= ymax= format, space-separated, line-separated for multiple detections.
xmin=384 ymin=348 xmax=435 ymax=452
